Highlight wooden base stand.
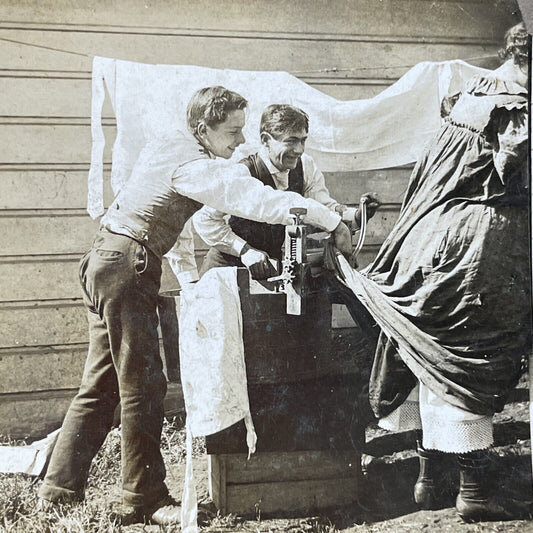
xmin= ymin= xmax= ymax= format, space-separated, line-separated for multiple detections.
xmin=208 ymin=450 xmax=362 ymax=516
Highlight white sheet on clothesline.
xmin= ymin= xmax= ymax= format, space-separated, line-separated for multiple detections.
xmin=87 ymin=56 xmax=487 ymax=218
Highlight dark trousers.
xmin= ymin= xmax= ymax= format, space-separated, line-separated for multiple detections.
xmin=39 ymin=230 xmax=168 ymax=508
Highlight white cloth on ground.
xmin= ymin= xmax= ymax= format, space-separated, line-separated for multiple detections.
xmin=178 ymin=267 xmax=256 ymax=533
xmin=0 ymin=429 xmax=60 ymax=476
xmin=88 ymin=56 xmax=487 ymax=218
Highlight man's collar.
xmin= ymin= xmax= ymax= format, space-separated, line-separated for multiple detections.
xmin=258 ymin=147 xmax=286 ymax=176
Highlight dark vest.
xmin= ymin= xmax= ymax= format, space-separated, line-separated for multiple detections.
xmin=227 ymin=154 xmax=304 ymax=261
xmin=101 ymin=135 xmax=205 ymax=258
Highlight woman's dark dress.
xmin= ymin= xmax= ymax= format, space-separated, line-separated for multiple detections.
xmin=365 ymin=75 xmax=530 ymax=417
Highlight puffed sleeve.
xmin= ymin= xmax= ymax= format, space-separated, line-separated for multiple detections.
xmin=486 ymin=103 xmax=528 ymax=184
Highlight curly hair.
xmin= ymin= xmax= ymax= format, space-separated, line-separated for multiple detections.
xmin=498 ymin=22 xmax=529 ymax=68
xmin=187 ymin=86 xmax=247 ymax=134
xmin=260 ymin=104 xmax=309 ymax=138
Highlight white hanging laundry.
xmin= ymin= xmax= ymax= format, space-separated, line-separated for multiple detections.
xmin=87 ymin=57 xmax=487 ymax=218
xmin=178 ymin=267 xmax=256 ymax=533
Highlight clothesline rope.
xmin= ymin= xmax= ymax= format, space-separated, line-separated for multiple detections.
xmin=0 ymin=36 xmax=91 ymax=58
xmin=290 ymin=56 xmax=498 ymax=74
xmin=0 ymin=34 xmax=498 ymax=74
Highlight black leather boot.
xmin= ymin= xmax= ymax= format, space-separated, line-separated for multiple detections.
xmin=413 ymin=442 xmax=439 ymax=509
xmin=455 ymin=451 xmax=529 ymax=522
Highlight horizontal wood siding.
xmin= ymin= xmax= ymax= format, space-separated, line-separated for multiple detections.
xmin=0 ymin=0 xmax=521 ymax=437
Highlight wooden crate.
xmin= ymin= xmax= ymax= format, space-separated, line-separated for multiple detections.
xmin=208 ymin=450 xmax=362 ymax=516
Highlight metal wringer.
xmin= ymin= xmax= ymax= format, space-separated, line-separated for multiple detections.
xmin=267 ymin=207 xmax=331 ymax=315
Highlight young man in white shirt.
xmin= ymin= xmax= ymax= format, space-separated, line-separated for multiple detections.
xmin=38 ymin=89 xmax=352 ymax=525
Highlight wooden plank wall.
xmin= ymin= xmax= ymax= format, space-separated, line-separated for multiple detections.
xmin=0 ymin=0 xmax=521 ymax=438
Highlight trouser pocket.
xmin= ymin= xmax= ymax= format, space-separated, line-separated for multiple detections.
xmin=78 ymin=251 xmax=95 ymax=309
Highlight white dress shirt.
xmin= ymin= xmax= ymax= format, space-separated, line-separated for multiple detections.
xmin=164 ymin=150 xmax=342 ymax=285
xmin=191 ymin=149 xmax=356 ymax=258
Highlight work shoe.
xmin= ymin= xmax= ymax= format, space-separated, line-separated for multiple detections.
xmin=455 ymin=493 xmax=530 ymax=522
xmin=456 ymin=451 xmax=531 ymax=522
xmin=413 ymin=443 xmax=440 ymax=510
xmin=150 ymin=495 xmax=182 ymax=526
xmin=115 ymin=495 xmax=182 ymax=526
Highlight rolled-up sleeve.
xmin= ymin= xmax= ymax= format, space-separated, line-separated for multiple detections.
xmin=173 ymin=158 xmax=341 ymax=231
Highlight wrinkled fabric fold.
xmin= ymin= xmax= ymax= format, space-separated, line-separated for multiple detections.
xmin=326 ymin=74 xmax=530 ymax=419
xmin=332 ymin=254 xmax=498 ymax=415
xmin=179 ymin=267 xmax=257 ymax=532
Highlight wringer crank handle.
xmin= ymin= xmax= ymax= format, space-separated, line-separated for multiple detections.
xmin=288 ymin=207 xmax=308 ymax=225
xmin=350 ymin=196 xmax=368 ymax=265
